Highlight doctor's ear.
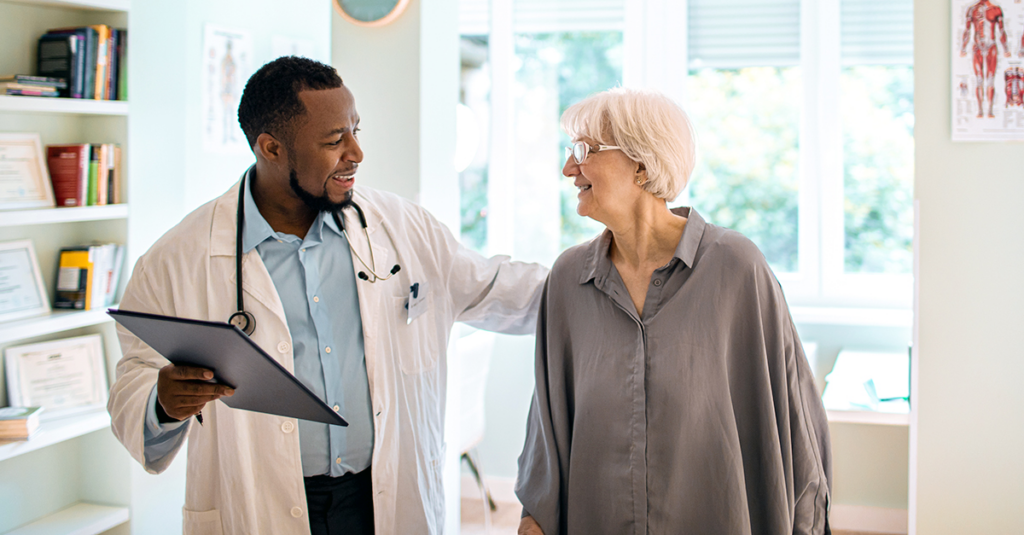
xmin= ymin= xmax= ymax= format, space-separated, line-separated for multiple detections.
xmin=255 ymin=132 xmax=285 ymax=163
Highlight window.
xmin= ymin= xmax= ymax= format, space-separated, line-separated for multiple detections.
xmin=458 ymin=0 xmax=914 ymax=308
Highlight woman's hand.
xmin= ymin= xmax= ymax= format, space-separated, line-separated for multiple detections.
xmin=518 ymin=515 xmax=544 ymax=535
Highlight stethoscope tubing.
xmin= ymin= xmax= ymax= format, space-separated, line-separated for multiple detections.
xmin=230 ymin=173 xmax=399 ymax=336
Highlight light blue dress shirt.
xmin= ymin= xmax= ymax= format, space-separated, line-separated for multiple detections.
xmin=143 ymin=173 xmax=374 ymax=477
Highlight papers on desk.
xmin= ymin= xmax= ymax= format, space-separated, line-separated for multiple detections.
xmin=822 ymin=349 xmax=910 ymax=414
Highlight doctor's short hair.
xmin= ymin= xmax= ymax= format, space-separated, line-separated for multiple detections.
xmin=238 ymin=56 xmax=344 ymax=150
xmin=561 ymin=88 xmax=697 ymax=200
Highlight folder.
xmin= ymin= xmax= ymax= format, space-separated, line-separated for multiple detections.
xmin=109 ymin=309 xmax=347 ymax=426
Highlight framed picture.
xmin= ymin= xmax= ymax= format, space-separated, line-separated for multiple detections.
xmin=0 ymin=133 xmax=56 ymax=210
xmin=0 ymin=240 xmax=50 ymax=323
xmin=5 ymin=334 xmax=108 ymax=418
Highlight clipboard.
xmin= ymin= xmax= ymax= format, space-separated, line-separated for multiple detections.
xmin=109 ymin=309 xmax=347 ymax=426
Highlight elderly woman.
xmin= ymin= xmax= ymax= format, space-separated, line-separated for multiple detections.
xmin=515 ymin=88 xmax=831 ymax=535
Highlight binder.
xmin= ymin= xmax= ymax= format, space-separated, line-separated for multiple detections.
xmin=108 ymin=309 xmax=348 ymax=426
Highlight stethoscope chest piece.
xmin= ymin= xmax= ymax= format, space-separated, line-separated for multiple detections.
xmin=230 ymin=310 xmax=256 ymax=336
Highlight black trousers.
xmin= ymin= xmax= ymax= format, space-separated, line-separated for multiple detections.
xmin=304 ymin=469 xmax=374 ymax=535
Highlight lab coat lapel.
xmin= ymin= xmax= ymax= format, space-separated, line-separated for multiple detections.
xmin=210 ymin=179 xmax=289 ymax=339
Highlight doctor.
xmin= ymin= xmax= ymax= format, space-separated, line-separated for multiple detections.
xmin=107 ymin=56 xmax=547 ymax=535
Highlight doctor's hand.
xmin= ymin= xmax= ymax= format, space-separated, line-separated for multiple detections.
xmin=518 ymin=515 xmax=544 ymax=535
xmin=156 ymin=364 xmax=234 ymax=422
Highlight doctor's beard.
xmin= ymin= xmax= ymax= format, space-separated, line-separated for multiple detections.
xmin=289 ymin=168 xmax=353 ymax=213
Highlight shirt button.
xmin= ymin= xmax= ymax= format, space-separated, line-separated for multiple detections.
xmin=333 ymin=405 xmax=340 ymax=412
xmin=325 ymin=346 xmax=332 ymax=354
xmin=335 ymin=457 xmax=342 ymax=465
xmin=277 ymin=341 xmax=290 ymax=353
xmin=653 ymin=279 xmax=663 ymax=287
xmin=313 ymin=296 xmax=319 ymax=303
xmin=291 ymin=506 xmax=302 ymax=518
xmin=281 ymin=421 xmax=294 ymax=433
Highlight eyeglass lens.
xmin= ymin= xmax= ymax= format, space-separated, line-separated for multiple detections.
xmin=572 ymin=142 xmax=587 ymax=165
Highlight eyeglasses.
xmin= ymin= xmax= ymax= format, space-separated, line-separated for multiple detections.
xmin=565 ymin=141 xmax=622 ymax=165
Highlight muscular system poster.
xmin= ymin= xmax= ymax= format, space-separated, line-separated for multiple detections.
xmin=952 ymin=0 xmax=1024 ymax=141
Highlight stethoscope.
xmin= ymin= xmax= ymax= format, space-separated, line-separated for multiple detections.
xmin=228 ymin=172 xmax=401 ymax=336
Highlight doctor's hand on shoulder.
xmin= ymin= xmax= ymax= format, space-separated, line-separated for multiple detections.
xmin=156 ymin=364 xmax=235 ymax=421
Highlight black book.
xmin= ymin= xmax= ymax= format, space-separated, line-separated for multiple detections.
xmin=46 ymin=27 xmax=97 ymax=99
xmin=109 ymin=29 xmax=121 ymax=101
xmin=36 ymin=34 xmax=78 ymax=97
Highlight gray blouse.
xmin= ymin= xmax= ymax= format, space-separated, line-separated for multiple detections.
xmin=515 ymin=207 xmax=831 ymax=535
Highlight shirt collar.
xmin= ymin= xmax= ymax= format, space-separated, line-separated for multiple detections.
xmin=579 ymin=206 xmax=707 ymax=285
xmin=240 ymin=166 xmax=344 ymax=253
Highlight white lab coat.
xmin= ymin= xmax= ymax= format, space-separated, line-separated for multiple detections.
xmin=107 ymin=178 xmax=547 ymax=535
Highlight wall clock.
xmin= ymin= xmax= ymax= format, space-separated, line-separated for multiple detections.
xmin=333 ymin=0 xmax=411 ymax=27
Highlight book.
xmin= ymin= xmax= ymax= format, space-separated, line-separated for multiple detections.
xmin=0 ymin=406 xmax=43 ymax=440
xmin=0 ymin=82 xmax=63 ymax=91
xmin=90 ymin=24 xmax=111 ymax=100
xmin=3 ymin=88 xmax=58 ymax=97
xmin=0 ymin=74 xmax=67 ymax=88
xmin=87 ymin=145 xmax=99 ymax=205
xmin=47 ymin=27 xmax=97 ymax=99
xmin=54 ymin=244 xmax=124 ymax=309
xmin=36 ymin=34 xmax=77 ymax=97
xmin=55 ymin=247 xmax=93 ymax=309
xmin=116 ymin=29 xmax=127 ymax=101
xmin=95 ymin=144 xmax=109 ymax=205
xmin=46 ymin=144 xmax=90 ymax=207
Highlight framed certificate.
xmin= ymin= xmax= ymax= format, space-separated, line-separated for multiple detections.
xmin=0 ymin=240 xmax=50 ymax=323
xmin=5 ymin=334 xmax=108 ymax=417
xmin=0 ymin=133 xmax=56 ymax=211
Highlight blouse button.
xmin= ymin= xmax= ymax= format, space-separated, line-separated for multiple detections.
xmin=278 ymin=341 xmax=290 ymax=353
xmin=653 ymin=279 xmax=663 ymax=287
xmin=281 ymin=421 xmax=295 ymax=433
xmin=291 ymin=506 xmax=303 ymax=518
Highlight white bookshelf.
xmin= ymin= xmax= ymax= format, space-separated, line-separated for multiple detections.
xmin=0 ymin=0 xmax=129 ymax=13
xmin=0 ymin=205 xmax=128 ymax=227
xmin=827 ymin=409 xmax=910 ymax=426
xmin=0 ymin=95 xmax=128 ymax=116
xmin=0 ymin=0 xmax=136 ymax=532
xmin=3 ymin=503 xmax=129 ymax=535
xmin=0 ymin=307 xmax=115 ymax=345
xmin=0 ymin=408 xmax=110 ymax=463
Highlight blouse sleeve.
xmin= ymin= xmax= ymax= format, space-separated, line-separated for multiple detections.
xmin=515 ymin=279 xmax=569 ymax=535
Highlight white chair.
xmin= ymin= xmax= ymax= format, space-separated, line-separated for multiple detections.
xmin=457 ymin=329 xmax=498 ymax=515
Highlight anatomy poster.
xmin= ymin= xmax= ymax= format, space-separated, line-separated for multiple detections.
xmin=952 ymin=0 xmax=1024 ymax=141
xmin=202 ymin=24 xmax=254 ymax=154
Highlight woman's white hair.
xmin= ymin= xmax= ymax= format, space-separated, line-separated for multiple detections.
xmin=561 ymin=87 xmax=697 ymax=200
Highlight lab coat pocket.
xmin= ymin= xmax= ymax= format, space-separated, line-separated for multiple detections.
xmin=391 ymin=296 xmax=440 ymax=374
xmin=182 ymin=507 xmax=225 ymax=535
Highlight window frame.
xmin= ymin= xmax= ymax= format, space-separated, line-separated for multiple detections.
xmin=463 ymin=0 xmax=913 ymax=310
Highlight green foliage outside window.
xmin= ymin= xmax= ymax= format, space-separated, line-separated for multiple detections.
xmin=842 ymin=65 xmax=914 ymax=274
xmin=687 ymin=67 xmax=802 ymax=273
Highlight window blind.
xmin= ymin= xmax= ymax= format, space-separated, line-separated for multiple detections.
xmin=688 ymin=0 xmax=801 ymax=70
xmin=841 ymin=0 xmax=913 ymax=66
xmin=459 ymin=0 xmax=625 ymax=35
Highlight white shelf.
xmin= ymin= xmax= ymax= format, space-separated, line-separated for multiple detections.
xmin=0 ymin=307 xmax=115 ymax=345
xmin=0 ymin=205 xmax=127 ymax=227
xmin=0 ymin=96 xmax=128 ymax=116
xmin=3 ymin=502 xmax=128 ymax=535
xmin=827 ymin=409 xmax=910 ymax=426
xmin=0 ymin=0 xmax=129 ymax=12
xmin=790 ymin=306 xmax=913 ymax=328
xmin=0 ymin=408 xmax=110 ymax=463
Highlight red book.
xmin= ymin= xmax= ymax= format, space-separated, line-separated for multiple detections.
xmin=46 ymin=144 xmax=90 ymax=207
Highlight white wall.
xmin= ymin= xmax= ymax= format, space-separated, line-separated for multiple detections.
xmin=912 ymin=1 xmax=1024 ymax=533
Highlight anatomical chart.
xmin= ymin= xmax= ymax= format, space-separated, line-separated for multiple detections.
xmin=952 ymin=0 xmax=1024 ymax=141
